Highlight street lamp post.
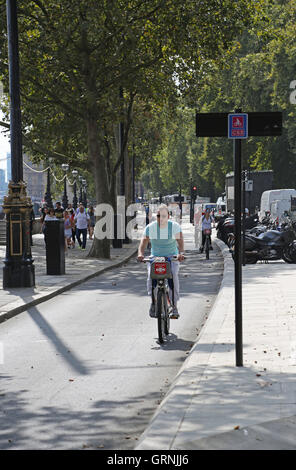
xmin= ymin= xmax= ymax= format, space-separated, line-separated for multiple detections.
xmin=44 ymin=166 xmax=53 ymax=208
xmin=78 ymin=176 xmax=83 ymax=204
xmin=72 ymin=169 xmax=78 ymax=209
xmin=3 ymin=0 xmax=35 ymax=288
xmin=61 ymin=163 xmax=69 ymax=209
xmin=81 ymin=179 xmax=87 ymax=208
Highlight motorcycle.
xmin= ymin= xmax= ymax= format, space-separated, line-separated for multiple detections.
xmin=230 ymin=220 xmax=296 ymax=264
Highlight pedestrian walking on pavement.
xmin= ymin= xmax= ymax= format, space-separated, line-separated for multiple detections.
xmin=88 ymin=205 xmax=95 ymax=239
xmin=74 ymin=204 xmax=90 ymax=250
xmin=64 ymin=210 xmax=74 ymax=252
xmin=40 ymin=206 xmax=48 ymax=237
xmin=69 ymin=208 xmax=76 ymax=248
xmin=43 ymin=208 xmax=58 ymax=245
xmin=54 ymin=201 xmax=64 ymax=219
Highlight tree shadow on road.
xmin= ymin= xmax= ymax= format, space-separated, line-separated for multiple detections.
xmin=0 ymin=376 xmax=164 ymax=450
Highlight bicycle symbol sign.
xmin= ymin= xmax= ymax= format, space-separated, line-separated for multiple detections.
xmin=228 ymin=113 xmax=248 ymax=139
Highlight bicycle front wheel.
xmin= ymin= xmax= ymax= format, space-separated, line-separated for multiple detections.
xmin=164 ymin=290 xmax=170 ymax=336
xmin=157 ymin=289 xmax=166 ymax=344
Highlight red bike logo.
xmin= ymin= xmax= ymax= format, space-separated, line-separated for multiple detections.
xmin=154 ymin=263 xmax=167 ymax=275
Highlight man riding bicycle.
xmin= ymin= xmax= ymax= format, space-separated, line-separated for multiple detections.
xmin=137 ymin=204 xmax=185 ymax=319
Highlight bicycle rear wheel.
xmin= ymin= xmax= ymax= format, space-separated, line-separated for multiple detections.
xmin=205 ymin=236 xmax=210 ymax=259
xmin=157 ymin=289 xmax=166 ymax=344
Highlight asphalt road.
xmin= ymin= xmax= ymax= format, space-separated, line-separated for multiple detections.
xmin=0 ymin=239 xmax=223 ymax=450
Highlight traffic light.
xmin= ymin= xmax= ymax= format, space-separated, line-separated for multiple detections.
xmin=191 ymin=185 xmax=197 ymax=200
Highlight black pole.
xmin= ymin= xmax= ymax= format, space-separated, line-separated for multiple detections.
xmin=3 ymin=0 xmax=35 ymax=288
xmin=190 ymin=179 xmax=193 ymax=223
xmin=132 ymin=145 xmax=135 ymax=203
xmin=242 ymin=170 xmax=246 ymax=266
xmin=73 ymin=180 xmax=78 ymax=209
xmin=179 ymin=185 xmax=182 ymax=219
xmin=6 ymin=0 xmax=23 ymax=183
xmin=62 ymin=176 xmax=68 ymax=209
xmin=234 ymin=137 xmax=243 ymax=367
xmin=113 ymin=89 xmax=124 ymax=248
xmin=79 ymin=183 xmax=83 ymax=204
xmin=83 ymin=185 xmax=87 ymax=208
xmin=119 ymin=87 xmax=130 ymax=244
xmin=44 ymin=167 xmax=53 ymax=208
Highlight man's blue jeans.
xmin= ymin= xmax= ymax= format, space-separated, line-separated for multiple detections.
xmin=76 ymin=228 xmax=87 ymax=248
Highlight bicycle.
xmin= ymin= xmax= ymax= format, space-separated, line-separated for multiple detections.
xmin=203 ymin=229 xmax=212 ymax=260
xmin=140 ymin=256 xmax=179 ymax=344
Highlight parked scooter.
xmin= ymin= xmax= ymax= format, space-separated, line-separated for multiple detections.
xmin=230 ymin=219 xmax=296 ymax=264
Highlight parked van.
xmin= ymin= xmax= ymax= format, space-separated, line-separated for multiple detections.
xmin=216 ymin=196 xmax=227 ymax=218
xmin=259 ymin=189 xmax=296 ymax=221
xmin=202 ymin=202 xmax=217 ymax=214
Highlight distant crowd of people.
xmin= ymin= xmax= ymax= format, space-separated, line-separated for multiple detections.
xmin=40 ymin=202 xmax=95 ymax=252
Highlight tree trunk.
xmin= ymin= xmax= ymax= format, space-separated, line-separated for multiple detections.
xmin=86 ymin=116 xmax=111 ymax=259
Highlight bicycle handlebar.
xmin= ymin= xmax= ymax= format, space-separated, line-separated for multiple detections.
xmin=138 ymin=255 xmax=186 ymax=263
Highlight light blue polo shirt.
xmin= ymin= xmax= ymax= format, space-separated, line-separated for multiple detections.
xmin=144 ymin=220 xmax=182 ymax=256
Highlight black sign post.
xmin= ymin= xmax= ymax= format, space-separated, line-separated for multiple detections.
xmin=196 ymin=110 xmax=282 ymax=367
xmin=234 ymin=138 xmax=243 ymax=366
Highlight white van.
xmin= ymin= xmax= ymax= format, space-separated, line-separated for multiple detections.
xmin=259 ymin=189 xmax=296 ymax=221
xmin=216 ymin=196 xmax=227 ymax=217
xmin=202 ymin=202 xmax=217 ymax=214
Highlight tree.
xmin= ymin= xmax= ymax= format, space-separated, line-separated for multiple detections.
xmin=0 ymin=0 xmax=262 ymax=256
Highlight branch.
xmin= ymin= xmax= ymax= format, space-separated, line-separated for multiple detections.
xmin=0 ymin=120 xmax=82 ymax=166
xmin=113 ymin=91 xmax=137 ymax=175
xmin=0 ymin=120 xmax=9 ymax=130
xmin=21 ymin=73 xmax=84 ymax=119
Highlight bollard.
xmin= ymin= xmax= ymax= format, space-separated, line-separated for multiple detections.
xmin=45 ymin=219 xmax=65 ymax=275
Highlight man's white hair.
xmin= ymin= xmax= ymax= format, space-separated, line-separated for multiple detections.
xmin=157 ymin=203 xmax=169 ymax=213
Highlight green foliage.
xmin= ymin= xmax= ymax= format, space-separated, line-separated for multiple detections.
xmin=0 ymin=0 xmax=262 ymax=190
xmin=140 ymin=0 xmax=296 ymax=200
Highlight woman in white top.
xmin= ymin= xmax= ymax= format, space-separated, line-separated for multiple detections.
xmin=200 ymin=209 xmax=215 ymax=253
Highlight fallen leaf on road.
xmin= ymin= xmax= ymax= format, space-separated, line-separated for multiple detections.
xmin=234 ymin=425 xmax=240 ymax=430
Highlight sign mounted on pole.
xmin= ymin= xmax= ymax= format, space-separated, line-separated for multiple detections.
xmin=195 ymin=108 xmax=282 ymax=368
xmin=196 ymin=111 xmax=282 ymax=137
xmin=228 ymin=113 xmax=248 ymax=139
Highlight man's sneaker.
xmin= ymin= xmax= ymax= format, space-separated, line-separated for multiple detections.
xmin=170 ymin=306 xmax=180 ymax=319
xmin=149 ymin=303 xmax=157 ymax=318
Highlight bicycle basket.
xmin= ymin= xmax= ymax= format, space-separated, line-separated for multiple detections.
xmin=150 ymin=257 xmax=172 ymax=279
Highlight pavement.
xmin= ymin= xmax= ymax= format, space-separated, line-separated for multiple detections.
xmin=136 ymin=233 xmax=296 ymax=450
xmin=1 ymin=220 xmax=296 ymax=450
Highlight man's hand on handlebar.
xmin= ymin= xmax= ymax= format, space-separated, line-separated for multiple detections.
xmin=177 ymin=253 xmax=185 ymax=262
xmin=137 ymin=254 xmax=145 ymax=262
